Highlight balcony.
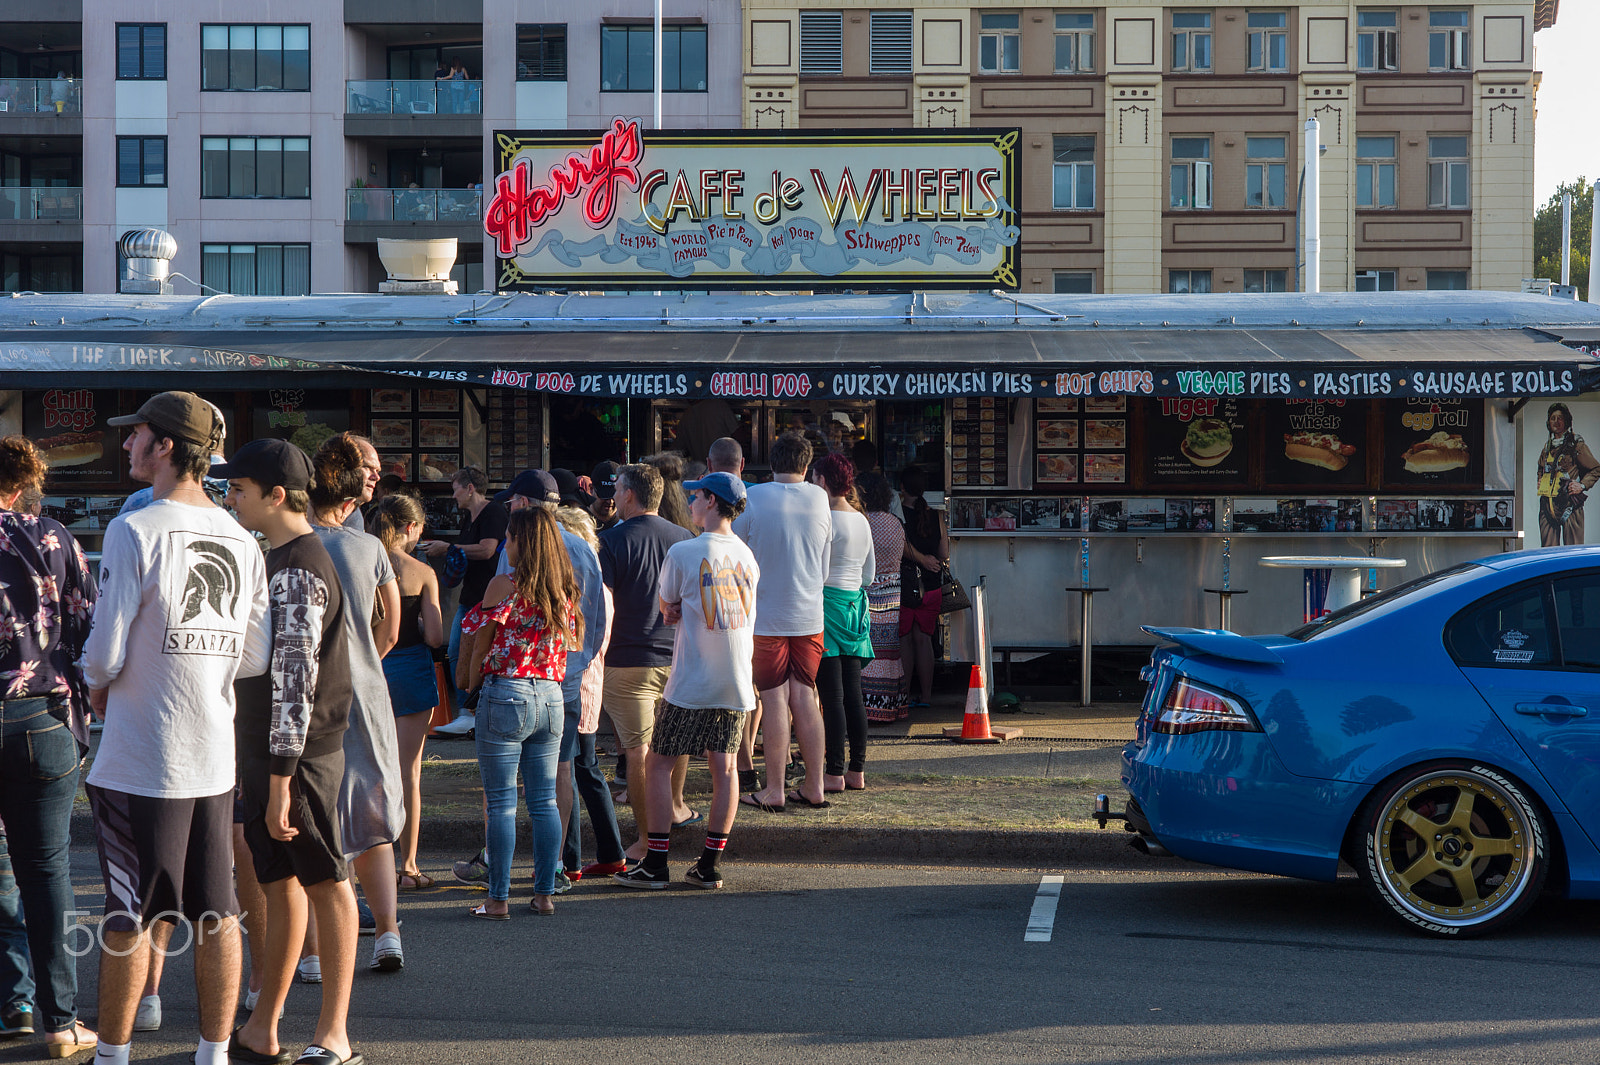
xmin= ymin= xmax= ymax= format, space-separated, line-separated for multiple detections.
xmin=345 ymin=80 xmax=482 ymax=137
xmin=0 ymin=79 xmax=83 ymax=137
xmin=0 ymin=187 xmax=83 ymax=243
xmin=345 ymin=187 xmax=482 ymax=243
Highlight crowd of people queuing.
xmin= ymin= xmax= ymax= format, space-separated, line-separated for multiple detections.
xmin=0 ymin=389 xmax=950 ymax=1062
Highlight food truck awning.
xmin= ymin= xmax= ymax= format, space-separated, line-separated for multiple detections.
xmin=3 ymin=289 xmax=1599 ymax=398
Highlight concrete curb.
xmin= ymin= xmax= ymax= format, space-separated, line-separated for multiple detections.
xmin=72 ymin=811 xmax=1159 ymax=869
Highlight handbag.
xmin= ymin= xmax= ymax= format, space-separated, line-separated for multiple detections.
xmin=441 ymin=544 xmax=469 ymax=589
xmin=937 ymin=565 xmax=972 ymax=614
xmin=900 ymin=559 xmax=924 ymax=609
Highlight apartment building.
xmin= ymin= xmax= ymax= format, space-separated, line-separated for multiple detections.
xmin=741 ymin=1 xmax=1558 ymax=294
xmin=0 ymin=0 xmax=741 ymax=295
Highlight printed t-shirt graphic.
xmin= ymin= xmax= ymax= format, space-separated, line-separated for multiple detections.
xmin=164 ymin=533 xmax=247 ymax=656
xmin=698 ymin=554 xmax=755 ymax=631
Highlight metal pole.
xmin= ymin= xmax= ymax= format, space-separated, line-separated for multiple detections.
xmin=1591 ymin=179 xmax=1600 ymax=304
xmin=653 ymin=0 xmax=663 ymax=130
xmin=1079 ymin=592 xmax=1094 ymax=708
xmin=1562 ymin=191 xmax=1573 ymax=287
xmin=1303 ymin=118 xmax=1321 ymax=294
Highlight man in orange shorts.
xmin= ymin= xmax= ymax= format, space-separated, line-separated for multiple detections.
xmin=733 ymin=432 xmax=834 ymax=810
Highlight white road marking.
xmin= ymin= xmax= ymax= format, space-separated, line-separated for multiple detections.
xmin=1024 ymin=875 xmax=1065 ymax=942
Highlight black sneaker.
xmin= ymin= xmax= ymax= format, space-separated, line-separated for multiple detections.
xmin=0 ymin=1002 xmax=34 ymax=1038
xmin=613 ymin=865 xmax=670 ymax=890
xmin=684 ymin=865 xmax=722 ymax=890
xmin=738 ymin=769 xmax=759 ymax=792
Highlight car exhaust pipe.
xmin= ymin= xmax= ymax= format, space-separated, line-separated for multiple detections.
xmin=1094 ymin=795 xmax=1174 ymax=856
xmin=1129 ymin=835 xmax=1174 ymax=858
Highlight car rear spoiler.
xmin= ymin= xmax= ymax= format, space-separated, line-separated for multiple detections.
xmin=1141 ymin=626 xmax=1284 ymax=665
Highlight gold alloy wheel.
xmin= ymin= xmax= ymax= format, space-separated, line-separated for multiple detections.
xmin=1372 ymin=771 xmax=1533 ymax=928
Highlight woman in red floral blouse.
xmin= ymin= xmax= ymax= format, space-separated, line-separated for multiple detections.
xmin=458 ymin=507 xmax=581 ymax=918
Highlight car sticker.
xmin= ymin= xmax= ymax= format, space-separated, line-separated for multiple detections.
xmin=1494 ymin=629 xmax=1536 ymax=663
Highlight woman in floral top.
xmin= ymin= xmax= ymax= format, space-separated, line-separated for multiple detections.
xmin=457 ymin=506 xmax=581 ymax=918
xmin=0 ymin=435 xmax=98 ymax=1053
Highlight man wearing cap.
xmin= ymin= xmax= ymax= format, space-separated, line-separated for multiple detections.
xmin=220 ymin=437 xmax=363 ymax=1065
xmin=423 ymin=467 xmax=509 ymax=736
xmin=81 ymin=392 xmax=271 ymax=1065
xmin=614 ymin=472 xmax=758 ymax=889
xmin=590 ymin=461 xmax=621 ymax=531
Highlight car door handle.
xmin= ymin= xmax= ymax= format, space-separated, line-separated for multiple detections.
xmin=1515 ymin=702 xmax=1590 ymax=718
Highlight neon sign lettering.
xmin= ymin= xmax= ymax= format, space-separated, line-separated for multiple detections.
xmin=485 ymin=118 xmax=644 ymax=255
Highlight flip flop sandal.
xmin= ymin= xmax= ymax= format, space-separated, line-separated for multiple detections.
xmin=293 ymin=1047 xmax=366 ymax=1065
xmin=785 ymin=789 xmax=832 ymax=809
xmin=468 ymin=903 xmax=510 ymax=921
xmin=397 ymin=871 xmax=436 ymax=890
xmin=672 ymin=810 xmax=704 ymax=829
xmin=229 ymin=1029 xmax=293 ymax=1065
xmin=739 ymin=792 xmax=786 ymax=813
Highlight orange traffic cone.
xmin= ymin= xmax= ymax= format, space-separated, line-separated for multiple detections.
xmin=944 ymin=665 xmax=1014 ymax=742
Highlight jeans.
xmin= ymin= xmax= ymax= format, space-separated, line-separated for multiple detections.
xmin=818 ymin=655 xmax=868 ymax=776
xmin=0 ymin=699 xmax=81 ymax=1033
xmin=446 ymin=602 xmax=470 ymax=713
xmin=560 ymin=696 xmax=624 ymax=872
xmin=475 ymin=675 xmax=563 ymax=900
xmin=0 ymin=833 xmax=35 ymax=1012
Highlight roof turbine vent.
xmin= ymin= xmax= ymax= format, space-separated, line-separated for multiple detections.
xmin=118 ymin=228 xmax=177 ymax=295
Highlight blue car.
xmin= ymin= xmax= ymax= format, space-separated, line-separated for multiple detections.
xmin=1119 ymin=546 xmax=1600 ymax=937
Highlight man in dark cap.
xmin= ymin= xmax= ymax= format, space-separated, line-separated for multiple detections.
xmin=590 ymin=460 xmax=621 ymax=531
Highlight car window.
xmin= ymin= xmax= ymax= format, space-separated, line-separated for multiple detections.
xmin=1289 ymin=562 xmax=1480 ymax=641
xmin=1554 ymin=573 xmax=1600 ymax=669
xmin=1446 ymin=581 xmax=1555 ymax=668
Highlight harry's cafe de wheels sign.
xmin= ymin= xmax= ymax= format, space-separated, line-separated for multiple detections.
xmin=484 ymin=122 xmax=1022 ymax=291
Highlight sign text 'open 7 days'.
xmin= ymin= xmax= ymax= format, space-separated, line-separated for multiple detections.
xmin=484 ymin=122 xmax=1022 ymax=290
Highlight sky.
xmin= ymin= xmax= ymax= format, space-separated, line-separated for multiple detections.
xmin=1534 ymin=3 xmax=1596 ymax=206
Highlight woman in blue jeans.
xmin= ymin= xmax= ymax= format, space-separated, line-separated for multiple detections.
xmin=0 ymin=435 xmax=99 ymax=1055
xmin=457 ymin=507 xmax=581 ymax=919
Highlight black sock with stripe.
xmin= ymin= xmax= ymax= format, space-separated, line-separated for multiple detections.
xmin=642 ymin=833 xmax=670 ymax=874
xmin=698 ymin=832 xmax=729 ymax=876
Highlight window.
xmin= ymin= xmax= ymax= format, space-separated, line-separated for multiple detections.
xmin=1244 ymin=268 xmax=1289 ymax=292
xmin=1054 ymin=272 xmax=1095 ymax=294
xmin=117 ymin=24 xmax=166 ymax=80
xmin=1246 ymin=136 xmax=1286 ymax=208
xmin=201 ymin=244 xmax=311 ymax=297
xmin=1428 ymin=135 xmax=1469 ymax=208
xmin=1446 ymin=583 xmax=1553 ymax=669
xmin=800 ymin=12 xmax=844 ymax=75
xmin=1054 ymin=13 xmax=1095 ymax=73
xmin=1355 ymin=269 xmax=1397 ymax=291
xmin=600 ymin=25 xmax=708 ymax=92
xmin=1170 ymin=137 xmax=1212 ymax=209
xmin=980 ymin=14 xmax=1021 ymax=73
xmin=201 ymin=137 xmax=311 ymax=199
xmin=1248 ymin=12 xmax=1288 ymax=72
xmin=1427 ymin=269 xmax=1469 ymax=290
xmin=517 ymin=25 xmax=567 ymax=80
xmin=1356 ymin=136 xmax=1397 ymax=208
xmin=869 ymin=11 xmax=913 ymax=75
xmin=1052 ymin=135 xmax=1095 ymax=210
xmin=201 ymin=25 xmax=311 ymax=91
xmin=1169 ymin=270 xmax=1212 ymax=293
xmin=116 ymin=137 xmax=166 ymax=187
xmin=1555 ymin=575 xmax=1600 ymax=669
xmin=1172 ymin=12 xmax=1213 ymax=72
xmin=1357 ymin=11 xmax=1398 ymax=71
xmin=1429 ymin=10 xmax=1470 ymax=70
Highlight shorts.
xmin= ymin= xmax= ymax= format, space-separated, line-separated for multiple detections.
xmin=752 ymin=633 xmax=825 ymax=692
xmin=87 ymin=785 xmax=238 ymax=933
xmin=650 ymin=702 xmax=746 ymax=757
xmin=601 ymin=665 xmax=671 ymax=750
xmin=899 ymin=586 xmax=942 ymax=637
xmin=238 ymin=747 xmax=349 ymax=888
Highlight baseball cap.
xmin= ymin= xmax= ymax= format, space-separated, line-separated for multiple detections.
xmin=108 ymin=391 xmax=224 ymax=449
xmin=591 ymin=461 xmax=621 ymax=500
xmin=211 ymin=438 xmax=315 ymax=491
xmin=494 ymin=469 xmax=559 ymax=505
xmin=684 ymin=472 xmax=746 ymax=505
xmin=550 ymin=468 xmax=594 ymax=507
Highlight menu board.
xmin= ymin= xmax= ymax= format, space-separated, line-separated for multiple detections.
xmin=1145 ymin=397 xmax=1249 ymax=486
xmin=950 ymin=397 xmax=1009 ymax=487
xmin=1383 ymin=399 xmax=1483 ymax=489
xmin=24 ymin=389 xmax=125 ymax=487
xmin=485 ymin=388 xmax=538 ymax=484
xmin=1262 ymin=399 xmax=1368 ymax=487
xmin=364 ymin=388 xmax=462 ymax=485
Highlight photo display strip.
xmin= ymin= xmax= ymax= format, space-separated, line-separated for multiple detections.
xmin=951 ymin=497 xmax=1082 ymax=531
xmin=486 ymin=388 xmax=540 ymax=484
xmin=950 ymin=397 xmax=1010 ymax=487
xmin=1375 ymin=496 xmax=1514 ymax=532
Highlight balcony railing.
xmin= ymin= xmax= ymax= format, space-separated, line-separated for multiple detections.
xmin=346 ymin=80 xmax=482 ymax=115
xmin=0 ymin=187 xmax=83 ymax=220
xmin=0 ymin=78 xmax=82 ymax=115
xmin=347 ymin=188 xmax=482 ymax=222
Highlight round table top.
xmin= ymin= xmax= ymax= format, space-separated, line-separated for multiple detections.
xmin=1259 ymin=555 xmax=1407 ymax=569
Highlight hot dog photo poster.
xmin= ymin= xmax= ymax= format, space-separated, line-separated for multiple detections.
xmin=1263 ymin=399 xmax=1368 ymax=487
xmin=1383 ymin=399 xmax=1483 ymax=488
xmin=1145 ymin=396 xmax=1249 ymax=485
xmin=24 ymin=389 xmax=123 ymax=486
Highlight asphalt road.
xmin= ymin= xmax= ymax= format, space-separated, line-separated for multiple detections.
xmin=7 ymin=851 xmax=1600 ymax=1064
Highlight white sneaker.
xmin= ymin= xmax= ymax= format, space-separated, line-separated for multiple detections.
xmin=244 ymin=988 xmax=260 ymax=1012
xmin=296 ymin=955 xmax=322 ymax=984
xmin=369 ymin=931 xmax=403 ymax=972
xmin=133 ymin=994 xmax=160 ymax=1032
xmin=432 ymin=712 xmax=476 ymax=736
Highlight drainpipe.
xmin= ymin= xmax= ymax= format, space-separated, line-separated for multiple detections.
xmin=1561 ymin=191 xmax=1572 ymax=286
xmin=654 ymin=0 xmax=663 ymax=130
xmin=1590 ymin=179 xmax=1600 ymax=303
xmin=1303 ymin=118 xmax=1321 ymax=294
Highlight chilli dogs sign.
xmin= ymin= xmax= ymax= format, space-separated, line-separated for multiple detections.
xmin=486 ymin=124 xmax=1022 ymax=291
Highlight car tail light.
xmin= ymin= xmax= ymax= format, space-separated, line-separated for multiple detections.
xmin=1153 ymin=677 xmax=1260 ymax=735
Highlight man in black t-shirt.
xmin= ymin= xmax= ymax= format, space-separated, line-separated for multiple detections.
xmin=221 ymin=439 xmax=364 ymax=1065
xmin=423 ymin=467 xmax=509 ymax=735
